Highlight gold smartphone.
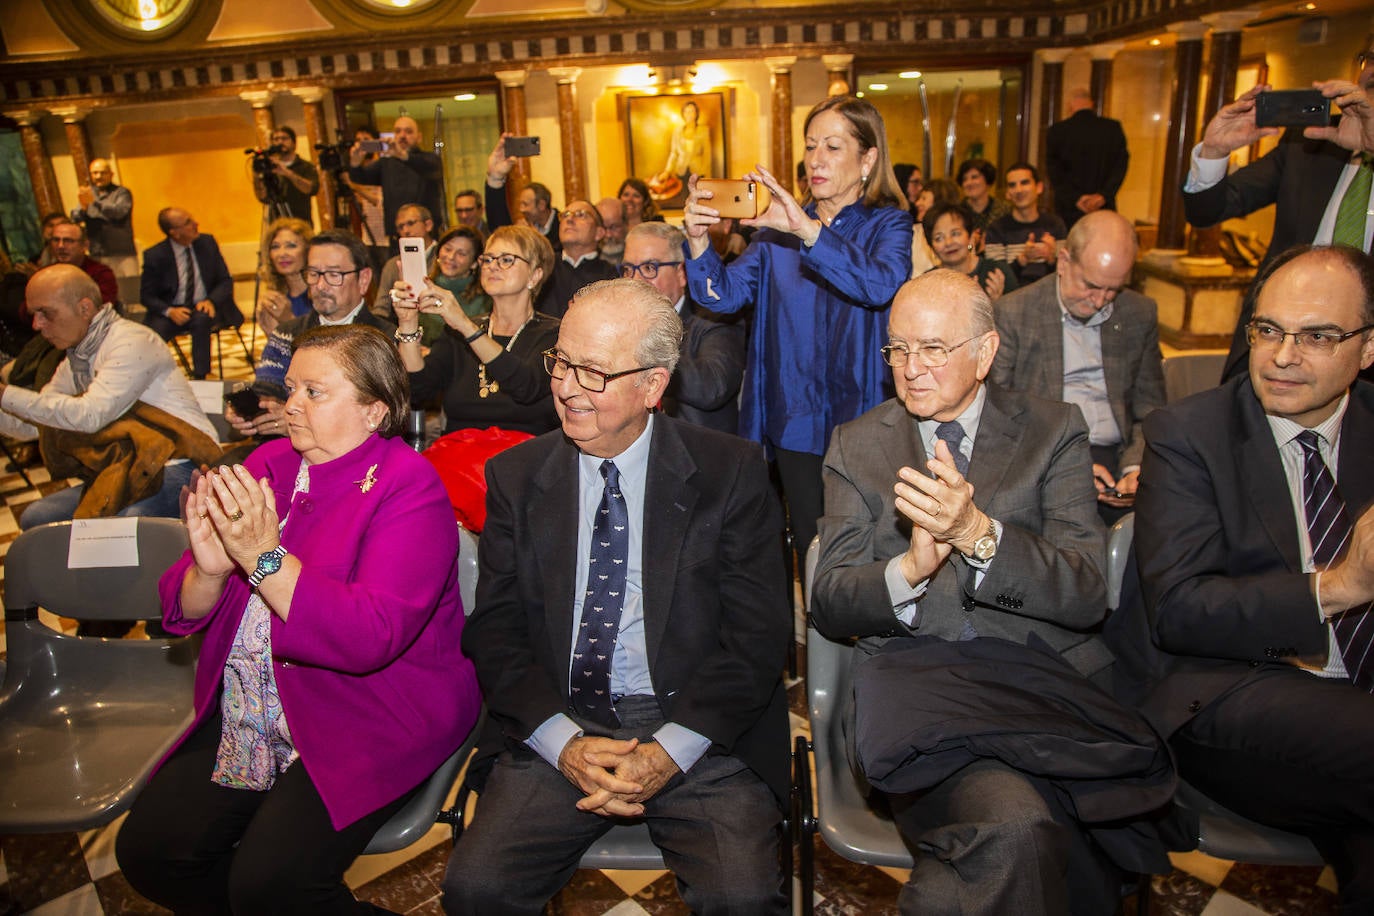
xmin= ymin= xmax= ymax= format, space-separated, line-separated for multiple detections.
xmin=698 ymin=179 xmax=772 ymax=219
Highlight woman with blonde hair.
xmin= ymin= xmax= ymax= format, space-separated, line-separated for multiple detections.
xmin=255 ymin=216 xmax=313 ymax=335
xmin=392 ymin=224 xmax=560 ymax=436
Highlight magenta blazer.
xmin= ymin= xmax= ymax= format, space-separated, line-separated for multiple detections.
xmin=158 ymin=434 xmax=481 ymax=829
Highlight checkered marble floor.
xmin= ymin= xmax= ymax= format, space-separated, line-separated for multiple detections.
xmin=0 ymin=328 xmax=1344 ymax=915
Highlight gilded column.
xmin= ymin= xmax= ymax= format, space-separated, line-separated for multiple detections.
xmin=1088 ymin=44 xmax=1124 ymax=117
xmin=51 ymin=106 xmax=93 ymax=189
xmin=549 ymin=68 xmax=587 ymax=205
xmin=766 ymin=57 xmax=797 ymax=196
xmin=6 ymin=110 xmax=62 ymax=219
xmin=239 ymin=90 xmax=276 ymax=149
xmin=1157 ymin=21 xmax=1209 ymax=250
xmin=495 ymin=69 xmax=531 ymax=198
xmin=822 ymin=54 xmax=853 ymax=98
xmin=293 ymin=87 xmax=334 ymax=229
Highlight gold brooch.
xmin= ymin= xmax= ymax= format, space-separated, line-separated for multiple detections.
xmin=357 ymin=463 xmax=378 ymax=494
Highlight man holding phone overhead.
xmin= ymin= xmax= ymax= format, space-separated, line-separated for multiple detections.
xmin=1184 ymin=35 xmax=1374 ymax=380
xmin=348 ymin=116 xmax=445 ymax=246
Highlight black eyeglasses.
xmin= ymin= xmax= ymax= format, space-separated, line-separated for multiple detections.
xmin=1246 ymin=321 xmax=1374 ymax=354
xmin=620 ymin=260 xmax=682 ymax=280
xmin=542 ymin=350 xmax=654 ymax=393
xmin=301 ymin=268 xmax=362 ymax=287
xmin=478 ymin=253 xmax=530 ymax=270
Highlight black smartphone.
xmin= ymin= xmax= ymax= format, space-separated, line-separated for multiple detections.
xmin=1254 ymin=89 xmax=1330 ymax=128
xmin=504 ymin=136 xmax=541 ymax=157
xmin=225 ymin=387 xmax=265 ymax=420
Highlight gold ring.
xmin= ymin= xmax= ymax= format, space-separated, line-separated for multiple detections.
xmin=229 ymin=510 xmax=244 ymax=522
xmin=932 ymin=504 xmax=942 ymax=518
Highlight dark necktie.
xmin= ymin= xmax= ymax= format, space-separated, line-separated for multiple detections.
xmin=570 ymin=460 xmax=628 ymax=727
xmin=181 ymin=246 xmax=198 ymax=307
xmin=935 ymin=421 xmax=970 ymax=477
xmin=1297 ymin=431 xmax=1371 ymax=691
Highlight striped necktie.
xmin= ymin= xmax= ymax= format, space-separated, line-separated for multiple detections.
xmin=1332 ymin=155 xmax=1373 ymax=251
xmin=1296 ymin=431 xmax=1372 ymax=690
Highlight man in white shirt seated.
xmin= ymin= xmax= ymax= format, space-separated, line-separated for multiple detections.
xmin=2 ymin=264 xmax=219 ymax=530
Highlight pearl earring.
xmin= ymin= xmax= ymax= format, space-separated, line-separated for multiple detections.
xmin=367 ymin=421 xmax=377 ymax=431
xmin=861 ymin=171 xmax=870 ymax=181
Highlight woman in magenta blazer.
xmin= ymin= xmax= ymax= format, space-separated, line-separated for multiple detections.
xmin=117 ymin=324 xmax=480 ymax=914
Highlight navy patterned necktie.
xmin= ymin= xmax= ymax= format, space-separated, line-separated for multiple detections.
xmin=571 ymin=460 xmax=629 ymax=727
xmin=935 ymin=421 xmax=970 ymax=477
xmin=1297 ymin=431 xmax=1371 ymax=691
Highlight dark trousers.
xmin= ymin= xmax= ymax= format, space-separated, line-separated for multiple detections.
xmin=116 ymin=716 xmax=414 ymax=915
xmin=443 ymin=697 xmax=786 ymax=915
xmin=1173 ymin=665 xmax=1374 ymax=913
xmin=888 ymin=760 xmax=1121 ymax=916
xmin=773 ymin=446 xmax=824 ymax=578
xmin=146 ymin=308 xmax=215 ymax=378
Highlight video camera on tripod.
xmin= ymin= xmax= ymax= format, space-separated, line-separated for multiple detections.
xmin=245 ymin=144 xmax=288 ymax=176
xmin=314 ymin=140 xmax=353 ymax=175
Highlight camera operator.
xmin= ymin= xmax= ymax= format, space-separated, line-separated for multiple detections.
xmin=334 ymin=126 xmax=390 ymax=273
xmin=348 ymin=116 xmax=445 ymax=248
xmin=252 ymin=126 xmax=320 ymax=225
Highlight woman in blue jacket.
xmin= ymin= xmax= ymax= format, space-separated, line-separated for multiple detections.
xmin=682 ymin=94 xmax=912 ymax=567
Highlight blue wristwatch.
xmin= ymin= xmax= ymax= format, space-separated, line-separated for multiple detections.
xmin=248 ymin=546 xmax=288 ymax=588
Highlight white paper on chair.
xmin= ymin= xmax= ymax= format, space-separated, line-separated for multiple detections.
xmin=68 ymin=517 xmax=140 ymax=568
xmin=189 ymin=380 xmax=226 ymax=417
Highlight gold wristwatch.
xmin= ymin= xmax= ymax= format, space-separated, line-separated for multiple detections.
xmin=969 ymin=518 xmax=997 ymax=562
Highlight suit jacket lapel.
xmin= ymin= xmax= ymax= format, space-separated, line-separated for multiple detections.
xmin=1034 ymin=285 xmax=1064 ymax=398
xmin=879 ymin=400 xmax=928 ymax=482
xmin=968 ymin=384 xmax=1020 ymax=505
xmin=1236 ymin=379 xmax=1303 ymax=571
xmin=1339 ymin=383 xmax=1374 ymax=513
xmin=1100 ymin=310 xmax=1134 ymax=442
xmin=642 ymin=418 xmax=698 ymax=673
xmin=530 ymin=439 xmax=581 ymax=679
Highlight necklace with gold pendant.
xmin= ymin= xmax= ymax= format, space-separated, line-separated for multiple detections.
xmin=477 ymin=313 xmax=535 ymax=398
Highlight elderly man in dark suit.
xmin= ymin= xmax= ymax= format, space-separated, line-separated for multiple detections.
xmin=1117 ymin=245 xmax=1374 ymax=911
xmin=1045 ymin=88 xmax=1129 ymax=229
xmin=443 ymin=278 xmax=791 ymax=915
xmin=814 ymin=270 xmax=1172 ymax=915
xmin=623 ymin=221 xmax=744 ymax=434
xmin=1184 ymin=39 xmax=1374 ymax=379
xmin=140 ymin=207 xmax=242 ymax=379
xmin=991 ymin=209 xmax=1165 ymax=520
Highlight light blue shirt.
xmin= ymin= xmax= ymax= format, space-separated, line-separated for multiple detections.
xmin=171 ymin=240 xmax=207 ymax=305
xmin=1057 ymin=290 xmax=1123 ymax=451
xmin=526 ymin=415 xmax=712 ymax=773
xmin=883 ymin=385 xmax=1003 ymax=626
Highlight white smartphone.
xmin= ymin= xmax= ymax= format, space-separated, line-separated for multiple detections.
xmin=399 ymin=238 xmax=427 ymax=291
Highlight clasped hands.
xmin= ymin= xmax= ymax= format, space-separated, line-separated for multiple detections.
xmin=557 ymin=735 xmax=680 ymax=818
xmin=895 ymin=439 xmax=991 ymax=586
xmin=183 ymin=464 xmax=282 ymax=580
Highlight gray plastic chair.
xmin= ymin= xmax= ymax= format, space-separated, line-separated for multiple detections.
xmin=1162 ymin=351 xmax=1227 ymax=404
xmin=796 ymin=537 xmax=914 ymax=914
xmin=365 ymin=524 xmax=483 ymax=855
xmin=0 ymin=518 xmax=199 ymax=833
xmin=1104 ymin=514 xmax=1324 ymax=868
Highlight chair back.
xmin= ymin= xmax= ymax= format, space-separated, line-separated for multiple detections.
xmin=5 ymin=517 xmax=189 ymax=621
xmin=804 ymin=537 xmax=915 ymax=868
xmin=363 ymin=524 xmax=484 ymax=855
xmin=1106 ymin=513 xmax=1135 ymax=612
xmin=0 ymin=518 xmax=199 ymax=833
xmin=1163 ymin=351 xmax=1227 ymax=404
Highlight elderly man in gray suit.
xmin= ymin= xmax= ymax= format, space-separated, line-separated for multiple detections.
xmin=990 ymin=210 xmax=1164 ymax=521
xmin=813 ymin=270 xmax=1171 ymax=915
